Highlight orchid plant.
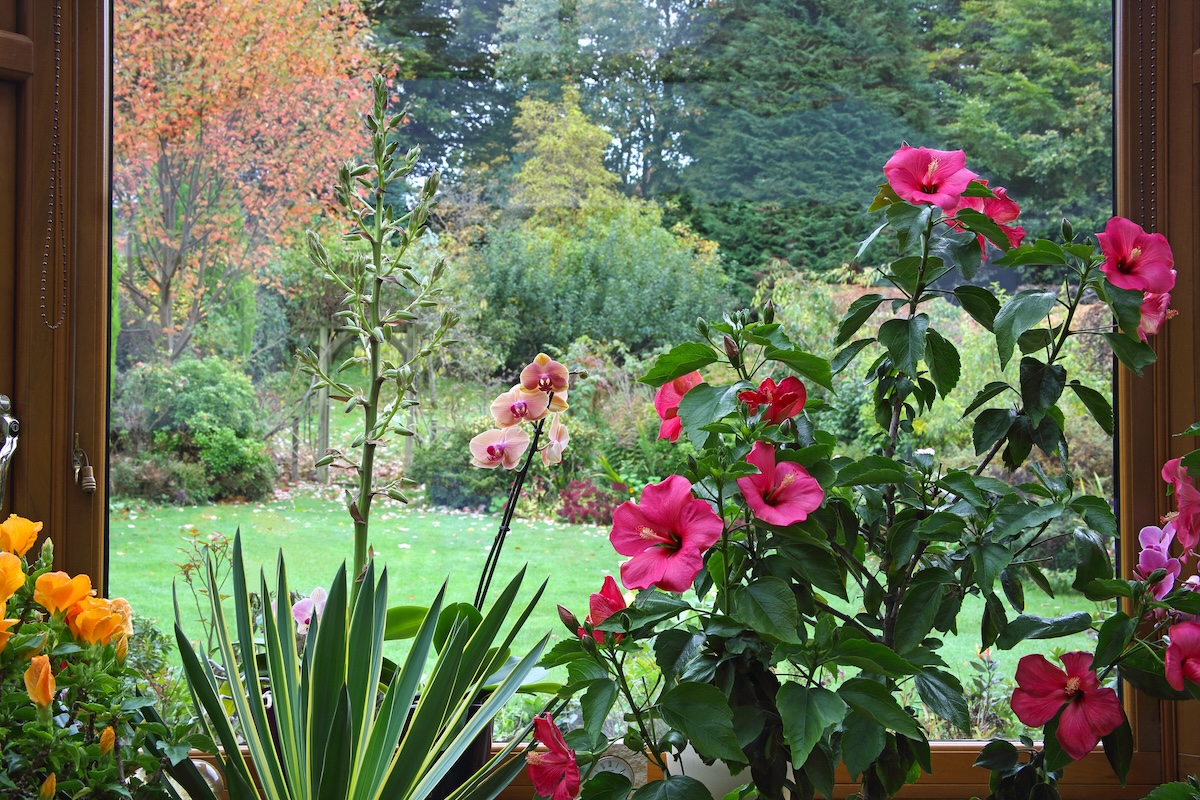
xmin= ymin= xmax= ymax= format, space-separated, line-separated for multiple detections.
xmin=536 ymin=144 xmax=1194 ymax=800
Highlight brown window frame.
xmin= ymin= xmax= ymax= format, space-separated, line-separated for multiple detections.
xmin=4 ymin=0 xmax=1194 ymax=796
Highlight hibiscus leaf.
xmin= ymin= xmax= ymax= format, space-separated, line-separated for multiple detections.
xmin=963 ymin=381 xmax=1012 ymax=417
xmin=582 ymin=772 xmax=633 ymax=800
xmin=677 ymin=383 xmax=740 ymax=449
xmin=992 ymin=239 xmax=1069 ymax=268
xmin=1178 ymin=422 xmax=1200 ymax=437
xmin=835 ymin=294 xmax=886 ymax=347
xmin=1073 ymin=528 xmax=1114 ymax=596
xmin=653 ymin=629 xmax=705 ymax=686
xmin=1093 ymin=612 xmax=1137 ymax=671
xmin=1104 ymin=332 xmax=1158 ymax=376
xmin=1100 ymin=281 xmax=1145 ymax=339
xmin=659 ymin=683 xmax=746 ymax=764
xmin=837 ymin=678 xmax=922 ymax=740
xmin=581 ymin=678 xmax=618 ymax=746
xmin=930 ymin=228 xmax=983 ymax=280
xmin=742 ymin=322 xmax=793 ymax=350
xmin=832 ymin=339 xmax=876 ymax=376
xmin=1068 ymin=381 xmax=1114 ymax=437
xmin=855 ymin=219 xmax=891 ymax=261
xmin=972 ymin=408 xmax=1016 ymax=456
xmin=777 ymin=683 xmax=846 ymax=765
xmin=970 ymin=541 xmax=1011 ymax=595
xmin=994 ymin=290 xmax=1056 ymax=369
xmin=886 ymin=203 xmax=935 ymax=254
xmin=764 ymin=347 xmax=833 ymax=391
xmin=640 ymin=343 xmax=718 ymax=387
xmin=732 ymin=577 xmax=801 ymax=643
xmin=973 ymin=739 xmax=1019 ymax=772
xmin=867 ymin=183 xmax=901 ymax=214
xmin=1082 ymin=578 xmax=1134 ymax=600
xmin=994 ymin=612 xmax=1093 ymax=650
xmin=1069 ymin=495 xmax=1117 ymax=537
xmin=630 ymin=775 xmax=714 ymax=800
xmin=914 ymin=668 xmax=971 ymax=736
xmin=954 ymin=208 xmax=1015 ymax=253
xmin=924 ymin=329 xmax=960 ymax=398
xmin=1141 ymin=784 xmax=1200 ymax=800
xmin=877 ymin=314 xmax=929 ymax=377
xmin=841 ymin=711 xmax=886 ymax=780
xmin=835 ymin=456 xmax=908 ymax=487
xmin=826 ymin=640 xmax=919 ymax=678
xmin=954 ymin=285 xmax=1001 ymax=331
xmin=1018 ymin=357 xmax=1066 ymax=426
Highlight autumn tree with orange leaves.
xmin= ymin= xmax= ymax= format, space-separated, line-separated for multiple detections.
xmin=113 ymin=0 xmax=372 ymax=361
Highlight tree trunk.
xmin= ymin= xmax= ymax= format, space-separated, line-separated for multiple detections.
xmin=317 ymin=324 xmax=331 ymax=484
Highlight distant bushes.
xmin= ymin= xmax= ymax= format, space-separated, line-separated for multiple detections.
xmin=110 ymin=357 xmax=275 ymax=503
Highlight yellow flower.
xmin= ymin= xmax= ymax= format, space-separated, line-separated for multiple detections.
xmin=66 ymin=596 xmax=125 ymax=646
xmin=0 ymin=602 xmax=17 ymax=654
xmin=24 ymin=654 xmax=54 ymax=707
xmin=110 ymin=597 xmax=134 ymax=636
xmin=0 ymin=552 xmax=25 ymax=606
xmin=38 ymin=773 xmax=55 ymax=799
xmin=34 ymin=571 xmax=92 ymax=615
xmin=99 ymin=725 xmax=116 ymax=755
xmin=0 ymin=514 xmax=42 ymax=556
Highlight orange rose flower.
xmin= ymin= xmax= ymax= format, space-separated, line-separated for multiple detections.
xmin=34 ymin=571 xmax=92 ymax=615
xmin=0 ymin=514 xmax=42 ymax=556
xmin=0 ymin=552 xmax=25 ymax=606
xmin=66 ymin=596 xmax=125 ymax=646
xmin=110 ymin=597 xmax=134 ymax=636
xmin=24 ymin=654 xmax=54 ymax=707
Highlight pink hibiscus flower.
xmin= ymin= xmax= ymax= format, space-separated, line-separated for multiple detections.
xmin=1138 ymin=292 xmax=1172 ymax=341
xmin=578 ymin=575 xmax=627 ymax=643
xmin=1162 ymin=458 xmax=1200 ymax=558
xmin=883 ymin=145 xmax=978 ymax=212
xmin=526 ymin=713 xmax=580 ymax=800
xmin=738 ymin=376 xmax=807 ymax=425
xmin=521 ymin=353 xmax=570 ymax=395
xmin=955 ymin=180 xmax=1025 ymax=251
xmin=1166 ymin=621 xmax=1200 ymax=692
xmin=1010 ymin=652 xmax=1125 ymax=761
xmin=490 ymin=385 xmax=550 ymax=427
xmin=610 ymin=474 xmax=723 ymax=593
xmin=736 ymin=442 xmax=824 ymax=527
xmin=469 ymin=427 xmax=530 ymax=469
xmin=1098 ymin=216 xmax=1176 ymax=295
xmin=654 ymin=371 xmax=703 ymax=443
xmin=541 ymin=415 xmax=569 ymax=467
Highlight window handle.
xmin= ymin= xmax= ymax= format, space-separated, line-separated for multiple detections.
xmin=0 ymin=396 xmax=18 ymax=509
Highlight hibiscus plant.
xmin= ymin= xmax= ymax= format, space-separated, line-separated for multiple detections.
xmin=539 ymin=145 xmax=1199 ymax=800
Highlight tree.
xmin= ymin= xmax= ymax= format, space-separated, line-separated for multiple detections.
xmin=112 ymin=0 xmax=371 ymax=362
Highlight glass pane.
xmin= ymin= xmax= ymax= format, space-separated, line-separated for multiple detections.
xmin=108 ymin=0 xmax=1114 ymax=743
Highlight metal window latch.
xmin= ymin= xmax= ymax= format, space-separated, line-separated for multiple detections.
xmin=72 ymin=433 xmax=96 ymax=494
xmin=0 ymin=396 xmax=17 ymax=506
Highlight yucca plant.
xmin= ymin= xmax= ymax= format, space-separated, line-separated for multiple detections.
xmin=173 ymin=533 xmax=548 ymax=800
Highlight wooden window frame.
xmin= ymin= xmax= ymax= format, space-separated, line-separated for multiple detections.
xmin=4 ymin=0 xmax=1193 ymax=796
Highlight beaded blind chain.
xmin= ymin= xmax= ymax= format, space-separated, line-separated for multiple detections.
xmin=40 ymin=0 xmax=67 ymax=330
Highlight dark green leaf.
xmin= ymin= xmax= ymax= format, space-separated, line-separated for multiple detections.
xmin=777 ymin=683 xmax=846 ymax=764
xmin=832 ymin=339 xmax=876 ymax=376
xmin=994 ymin=291 xmax=1056 ymax=369
xmin=838 ymin=679 xmax=922 ymax=739
xmin=827 ymin=640 xmax=919 ymax=678
xmin=1000 ymin=569 xmax=1025 ymax=613
xmin=1093 ymin=612 xmax=1137 ymax=670
xmin=955 ymin=286 xmax=1001 ymax=331
xmin=878 ymin=315 xmax=930 ymax=376
xmin=914 ymin=669 xmax=971 ymax=735
xmin=640 ymin=343 xmax=718 ymax=387
xmin=955 ymin=208 xmax=1015 ymax=252
xmin=653 ymin=630 xmax=705 ymax=687
xmin=630 ymin=775 xmax=714 ymax=800
xmin=732 ymin=577 xmax=801 ymax=644
xmin=1067 ymin=382 xmax=1115 ymax=437
xmin=963 ymin=381 xmax=1012 ymax=417
xmin=582 ymin=772 xmax=633 ymax=800
xmin=937 ymin=471 xmax=985 ymax=508
xmin=1104 ymin=332 xmax=1157 ymax=376
xmin=841 ymin=711 xmax=886 ymax=780
xmin=995 ymin=612 xmax=1093 ymax=650
xmin=1142 ymin=784 xmax=1200 ymax=800
xmin=1069 ymin=495 xmax=1118 ymax=537
xmin=992 ymin=239 xmax=1068 ymax=268
xmin=970 ymin=542 xmax=1011 ymax=595
xmin=677 ymin=383 xmax=740 ymax=449
xmin=1019 ymin=357 xmax=1066 ymax=426
xmin=1017 ymin=327 xmax=1054 ymax=354
xmin=973 ymin=408 xmax=1016 ymax=456
xmin=1073 ymin=528 xmax=1114 ymax=596
xmin=924 ymin=329 xmax=960 ymax=398
xmin=836 ymin=294 xmax=887 ymax=347
xmin=582 ymin=680 xmax=619 ymax=744
xmin=1104 ymin=282 xmax=1146 ymax=339
xmin=894 ymin=579 xmax=948 ymax=654
xmin=659 ymin=683 xmax=745 ymax=763
xmin=1082 ymin=578 xmax=1134 ymax=600
xmin=835 ymin=456 xmax=908 ymax=487
xmin=973 ymin=739 xmax=1019 ymax=771
xmin=764 ymin=347 xmax=833 ymax=391
xmin=1177 ymin=422 xmax=1200 ymax=437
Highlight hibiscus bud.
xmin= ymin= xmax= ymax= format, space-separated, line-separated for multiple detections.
xmin=38 ymin=774 xmax=55 ymax=800
xmin=556 ymin=604 xmax=580 ymax=633
xmin=1147 ymin=568 xmax=1169 ymax=584
xmin=100 ymin=725 xmax=116 ymax=755
xmin=723 ymin=335 xmax=741 ymax=368
xmin=624 ymin=729 xmax=644 ymax=753
xmin=763 ymin=301 xmax=776 ymax=325
xmin=696 ymin=317 xmax=709 ymax=338
xmin=779 ymin=418 xmax=797 ymax=440
xmin=1061 ymin=218 xmax=1074 ymax=242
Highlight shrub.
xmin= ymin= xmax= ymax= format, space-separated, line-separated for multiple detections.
xmin=409 ymin=417 xmax=515 ymax=510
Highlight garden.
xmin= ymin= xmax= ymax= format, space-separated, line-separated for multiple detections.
xmin=6 ymin=1 xmax=1200 ymax=799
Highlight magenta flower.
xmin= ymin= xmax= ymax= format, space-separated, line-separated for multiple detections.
xmin=1162 ymin=458 xmax=1200 ymax=557
xmin=736 ymin=442 xmax=824 ymax=527
xmin=1135 ymin=544 xmax=1181 ymax=602
xmin=654 ymin=371 xmax=702 ymax=443
xmin=292 ymin=587 xmax=327 ymax=635
xmin=525 ymin=713 xmax=580 ymax=800
xmin=1010 ymin=652 xmax=1125 ymax=761
xmin=491 ymin=385 xmax=550 ymax=427
xmin=955 ymin=181 xmax=1025 ymax=251
xmin=579 ymin=575 xmax=627 ymax=643
xmin=541 ymin=415 xmax=569 ymax=467
xmin=469 ymin=427 xmax=530 ymax=469
xmin=610 ymin=475 xmax=723 ymax=593
xmin=1098 ymin=216 xmax=1176 ymax=294
xmin=883 ymin=145 xmax=978 ymax=212
xmin=1138 ymin=292 xmax=1172 ymax=341
xmin=1166 ymin=622 xmax=1200 ymax=692
xmin=521 ymin=353 xmax=570 ymax=395
xmin=738 ymin=376 xmax=807 ymax=425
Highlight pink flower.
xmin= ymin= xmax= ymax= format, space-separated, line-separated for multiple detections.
xmin=541 ymin=415 xmax=569 ymax=467
xmin=491 ymin=385 xmax=550 ymax=427
xmin=292 ymin=587 xmax=327 ymax=635
xmin=736 ymin=442 xmax=824 ymax=527
xmin=526 ymin=713 xmax=580 ymax=800
xmin=578 ymin=575 xmax=626 ymax=643
xmin=1166 ymin=622 xmax=1200 ymax=692
xmin=955 ymin=180 xmax=1025 ymax=251
xmin=469 ymin=427 xmax=531 ymax=469
xmin=1162 ymin=458 xmax=1200 ymax=558
xmin=883 ymin=145 xmax=978 ymax=212
xmin=610 ymin=475 xmax=723 ymax=593
xmin=1138 ymin=292 xmax=1172 ymax=341
xmin=1098 ymin=217 xmax=1176 ymax=295
xmin=521 ymin=354 xmax=570 ymax=395
xmin=654 ymin=371 xmax=702 ymax=443
xmin=1136 ymin=546 xmax=1181 ymax=602
xmin=737 ymin=376 xmax=807 ymax=425
xmin=1010 ymin=652 xmax=1125 ymax=761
